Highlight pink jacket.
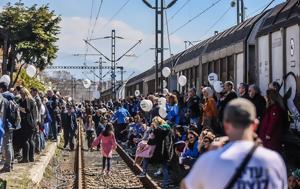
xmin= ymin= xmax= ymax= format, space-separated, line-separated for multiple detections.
xmin=92 ymin=133 xmax=117 ymax=158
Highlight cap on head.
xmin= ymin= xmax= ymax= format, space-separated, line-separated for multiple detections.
xmin=223 ymin=98 xmax=256 ymax=128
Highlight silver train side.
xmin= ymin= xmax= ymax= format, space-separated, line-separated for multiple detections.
xmin=126 ymin=0 xmax=300 ymax=131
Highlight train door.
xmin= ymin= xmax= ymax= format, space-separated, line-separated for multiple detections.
xmin=285 ymin=24 xmax=300 ymax=131
xmin=271 ymin=31 xmax=284 ymax=95
xmin=258 ymin=35 xmax=270 ymax=95
xmin=236 ymin=53 xmax=244 ymax=87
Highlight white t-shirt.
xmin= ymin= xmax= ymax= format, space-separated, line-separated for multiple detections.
xmin=184 ymin=141 xmax=287 ymax=189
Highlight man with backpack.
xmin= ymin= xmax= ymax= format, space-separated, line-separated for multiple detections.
xmin=181 ymin=98 xmax=287 ymax=189
xmin=0 ymin=82 xmax=15 ymax=172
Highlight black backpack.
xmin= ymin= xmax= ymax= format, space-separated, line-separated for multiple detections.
xmin=9 ymin=101 xmax=21 ymax=130
xmin=162 ymin=129 xmax=175 ymax=163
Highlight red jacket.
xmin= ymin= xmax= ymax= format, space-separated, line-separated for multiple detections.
xmin=259 ymin=104 xmax=285 ymax=152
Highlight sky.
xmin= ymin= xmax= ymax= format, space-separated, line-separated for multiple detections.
xmin=0 ymin=0 xmax=285 ymax=82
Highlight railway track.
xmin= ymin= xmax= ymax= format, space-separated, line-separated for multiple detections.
xmin=74 ymin=124 xmax=161 ymax=189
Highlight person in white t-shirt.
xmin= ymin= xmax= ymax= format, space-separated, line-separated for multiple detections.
xmin=181 ymin=98 xmax=287 ymax=189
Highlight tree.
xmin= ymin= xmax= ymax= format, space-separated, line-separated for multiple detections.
xmin=0 ymin=2 xmax=61 ymax=86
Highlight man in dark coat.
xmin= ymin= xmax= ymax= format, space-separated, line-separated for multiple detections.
xmin=186 ymin=88 xmax=201 ymax=126
xmin=61 ymin=105 xmax=77 ymax=150
xmin=47 ymin=90 xmax=58 ymax=141
xmin=218 ymin=81 xmax=238 ymax=122
xmin=238 ymin=83 xmax=250 ymax=99
xmin=248 ymin=84 xmax=266 ymax=123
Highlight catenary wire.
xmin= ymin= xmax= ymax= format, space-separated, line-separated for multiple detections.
xmin=101 ymin=0 xmax=131 ymax=31
xmin=170 ymin=0 xmax=224 ymax=35
xmin=168 ymin=0 xmax=192 ymax=21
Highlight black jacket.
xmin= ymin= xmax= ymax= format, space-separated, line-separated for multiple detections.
xmin=250 ymin=94 xmax=266 ymax=121
xmin=148 ymin=124 xmax=171 ymax=163
xmin=219 ymin=91 xmax=238 ymax=121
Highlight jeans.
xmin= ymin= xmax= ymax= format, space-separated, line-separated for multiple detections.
xmin=102 ymin=156 xmax=111 ymax=171
xmin=3 ymin=130 xmax=14 ymax=169
xmin=40 ymin=131 xmax=45 ymax=150
xmin=44 ymin=123 xmax=49 ymax=139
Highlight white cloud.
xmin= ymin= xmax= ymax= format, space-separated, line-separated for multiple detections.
xmin=55 ymin=16 xmax=184 ymax=79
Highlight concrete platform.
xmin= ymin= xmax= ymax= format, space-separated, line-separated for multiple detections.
xmin=0 ymin=135 xmax=61 ymax=189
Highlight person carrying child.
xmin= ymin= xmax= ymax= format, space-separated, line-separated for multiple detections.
xmin=92 ymin=123 xmax=117 ymax=174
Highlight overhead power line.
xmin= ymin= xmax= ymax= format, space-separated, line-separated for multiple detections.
xmin=90 ymin=0 xmax=104 ymax=38
xmin=168 ymin=0 xmax=192 ymax=21
xmin=201 ymin=6 xmax=232 ymax=38
xmin=170 ymin=0 xmax=224 ymax=35
xmin=246 ymin=0 xmax=277 ymax=18
xmin=101 ymin=0 xmax=131 ymax=31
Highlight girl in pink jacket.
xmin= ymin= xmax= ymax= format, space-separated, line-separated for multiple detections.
xmin=92 ymin=123 xmax=117 ymax=174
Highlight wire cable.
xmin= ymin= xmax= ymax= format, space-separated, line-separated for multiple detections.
xmin=170 ymin=0 xmax=224 ymax=35
xmin=168 ymin=0 xmax=192 ymax=21
xmin=246 ymin=0 xmax=277 ymax=18
xmin=201 ymin=6 xmax=232 ymax=39
xmin=101 ymin=0 xmax=131 ymax=31
xmin=90 ymin=0 xmax=104 ymax=38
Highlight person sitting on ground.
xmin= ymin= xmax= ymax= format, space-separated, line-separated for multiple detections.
xmin=181 ymin=98 xmax=287 ymax=189
xmin=198 ymin=129 xmax=215 ymax=154
xmin=289 ymin=168 xmax=300 ymax=189
xmin=178 ymin=131 xmax=199 ymax=169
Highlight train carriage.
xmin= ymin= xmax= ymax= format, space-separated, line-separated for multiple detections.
xmin=256 ymin=0 xmax=300 ymax=131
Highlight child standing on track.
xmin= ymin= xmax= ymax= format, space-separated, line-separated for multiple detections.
xmin=92 ymin=123 xmax=117 ymax=174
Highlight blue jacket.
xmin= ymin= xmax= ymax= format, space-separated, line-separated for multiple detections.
xmin=112 ymin=107 xmax=130 ymax=124
xmin=1 ymin=93 xmax=13 ymax=132
xmin=182 ymin=140 xmax=199 ymax=158
xmin=166 ymin=104 xmax=180 ymax=124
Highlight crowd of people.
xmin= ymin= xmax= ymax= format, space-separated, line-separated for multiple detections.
xmin=0 ymin=81 xmax=77 ymax=173
xmin=89 ymin=80 xmax=298 ymax=188
xmin=0 ymin=78 xmax=299 ymax=189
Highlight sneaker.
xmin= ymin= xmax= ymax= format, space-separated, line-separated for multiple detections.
xmin=137 ymin=172 xmax=146 ymax=178
xmin=107 ymin=170 xmax=111 ymax=175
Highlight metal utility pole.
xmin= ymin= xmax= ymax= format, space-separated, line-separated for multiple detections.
xmin=142 ymin=0 xmax=177 ymax=93
xmin=234 ymin=0 xmax=245 ymax=24
xmin=84 ymin=32 xmax=142 ymax=100
xmin=111 ymin=30 xmax=117 ymax=100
